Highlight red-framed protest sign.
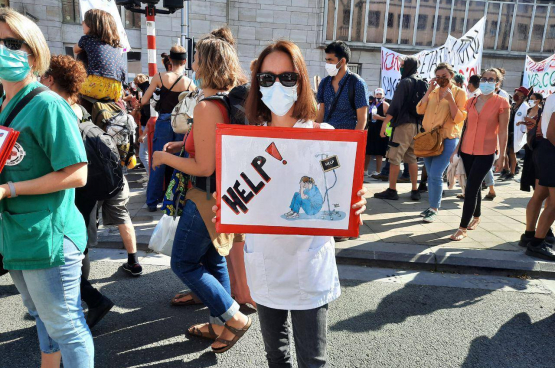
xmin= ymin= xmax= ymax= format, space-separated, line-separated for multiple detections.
xmin=216 ymin=124 xmax=367 ymax=237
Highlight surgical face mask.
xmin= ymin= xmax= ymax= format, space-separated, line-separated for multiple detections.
xmin=529 ymin=100 xmax=537 ymax=108
xmin=0 ymin=45 xmax=31 ymax=82
xmin=480 ymin=82 xmax=496 ymax=95
xmin=399 ymin=67 xmax=404 ymax=76
xmin=325 ymin=61 xmax=340 ymax=77
xmin=260 ymin=81 xmax=298 ymax=117
xmin=192 ymin=71 xmax=202 ymax=89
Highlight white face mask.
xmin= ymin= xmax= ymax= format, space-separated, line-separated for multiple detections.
xmin=260 ymin=81 xmax=298 ymax=117
xmin=325 ymin=62 xmax=340 ymax=77
xmin=529 ymin=100 xmax=537 ymax=108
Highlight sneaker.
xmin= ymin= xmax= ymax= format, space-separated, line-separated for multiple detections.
xmin=370 ymin=171 xmax=380 ymax=177
xmin=374 ymin=188 xmax=399 ymax=200
xmin=423 ymin=210 xmax=438 ymax=223
xmin=122 ymin=262 xmax=143 ymax=277
xmin=518 ymin=233 xmax=533 ymax=248
xmin=398 ymin=177 xmax=411 ymax=183
xmin=410 ymin=190 xmax=421 ymax=201
xmin=420 ymin=208 xmax=431 ymax=217
xmin=501 ymin=174 xmax=515 ymax=181
xmin=86 ymin=296 xmax=114 ymax=329
xmin=526 ymin=241 xmax=555 ymax=261
xmin=371 ymin=173 xmax=388 ymax=181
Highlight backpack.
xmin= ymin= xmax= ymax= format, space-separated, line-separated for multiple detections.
xmin=104 ymin=110 xmax=138 ymax=166
xmin=91 ymin=100 xmax=123 ymax=130
xmin=171 ymin=89 xmax=200 ymax=134
xmin=404 ymin=76 xmax=428 ymax=123
xmin=203 ymin=83 xmax=250 ymax=125
xmin=77 ymin=106 xmax=124 ymax=200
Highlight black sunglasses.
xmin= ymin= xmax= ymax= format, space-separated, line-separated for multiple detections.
xmin=257 ymin=72 xmax=299 ymax=88
xmin=480 ymin=77 xmax=498 ymax=83
xmin=0 ymin=38 xmax=26 ymax=51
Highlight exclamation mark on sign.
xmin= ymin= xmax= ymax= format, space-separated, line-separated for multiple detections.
xmin=265 ymin=142 xmax=287 ymax=165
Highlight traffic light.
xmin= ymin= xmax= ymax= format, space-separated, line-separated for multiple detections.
xmin=186 ymin=37 xmax=194 ymax=70
xmin=163 ymin=0 xmax=185 ymax=10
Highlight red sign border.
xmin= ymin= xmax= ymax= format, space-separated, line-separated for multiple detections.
xmin=215 ymin=124 xmax=367 ymax=237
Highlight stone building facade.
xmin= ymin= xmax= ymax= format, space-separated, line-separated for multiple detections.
xmin=7 ymin=0 xmax=555 ymax=93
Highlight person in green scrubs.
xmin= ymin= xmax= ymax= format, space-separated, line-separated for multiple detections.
xmin=0 ymin=9 xmax=93 ymax=368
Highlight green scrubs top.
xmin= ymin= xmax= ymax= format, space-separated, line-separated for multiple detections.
xmin=0 ymin=82 xmax=88 ymax=270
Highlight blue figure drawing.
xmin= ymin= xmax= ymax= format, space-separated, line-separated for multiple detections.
xmin=284 ymin=176 xmax=324 ymax=219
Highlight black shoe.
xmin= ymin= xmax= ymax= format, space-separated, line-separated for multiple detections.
xmin=86 ymin=296 xmax=114 ymax=329
xmin=398 ymin=177 xmax=411 ymax=183
xmin=374 ymin=188 xmax=399 ymax=200
xmin=417 ymin=183 xmax=428 ymax=193
xmin=147 ymin=206 xmax=157 ymax=212
xmin=334 ymin=237 xmax=349 ymax=242
xmin=410 ymin=190 xmax=421 ymax=201
xmin=122 ymin=262 xmax=143 ymax=277
xmin=518 ymin=233 xmax=533 ymax=248
xmin=526 ymin=241 xmax=555 ymax=261
xmin=502 ymin=174 xmax=515 ymax=181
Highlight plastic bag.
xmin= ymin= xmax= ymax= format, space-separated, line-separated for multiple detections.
xmin=148 ymin=214 xmax=179 ymax=256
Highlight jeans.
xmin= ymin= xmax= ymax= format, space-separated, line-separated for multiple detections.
xmin=460 ymin=152 xmax=495 ymax=228
xmin=380 ymin=161 xmax=410 ymax=178
xmin=9 ymin=237 xmax=94 ymax=367
xmin=290 ymin=192 xmax=321 ymax=215
xmin=139 ymin=125 xmax=149 ymax=176
xmin=257 ymin=303 xmax=329 ymax=368
xmin=484 ymin=168 xmax=495 ymax=187
xmin=170 ymin=200 xmax=239 ymax=326
xmin=423 ymin=138 xmax=458 ymax=209
xmin=146 ymin=113 xmax=183 ymax=207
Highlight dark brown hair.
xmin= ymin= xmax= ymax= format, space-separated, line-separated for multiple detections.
xmin=84 ymin=9 xmax=121 ymax=48
xmin=245 ymin=40 xmax=317 ymax=125
xmin=210 ymin=27 xmax=235 ymax=46
xmin=300 ymin=176 xmax=315 ymax=184
xmin=44 ymin=55 xmax=87 ymax=103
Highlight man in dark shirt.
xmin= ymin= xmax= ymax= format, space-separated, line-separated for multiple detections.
xmin=375 ymin=56 xmax=422 ymax=201
xmin=316 ymin=41 xmax=369 ymax=130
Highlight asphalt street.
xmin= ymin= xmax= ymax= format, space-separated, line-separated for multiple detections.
xmin=1 ymin=254 xmax=555 ymax=368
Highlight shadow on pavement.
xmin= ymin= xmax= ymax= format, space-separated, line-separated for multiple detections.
xmin=462 ymin=312 xmax=555 ymax=368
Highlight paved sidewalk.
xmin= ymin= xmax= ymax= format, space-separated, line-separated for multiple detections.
xmin=94 ymin=167 xmax=555 ymax=277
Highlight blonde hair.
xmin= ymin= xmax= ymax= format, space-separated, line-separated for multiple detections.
xmin=196 ymin=30 xmax=246 ymax=90
xmin=134 ymin=73 xmax=148 ymax=85
xmin=0 ymin=8 xmax=50 ymax=76
xmin=435 ymin=62 xmax=455 ymax=76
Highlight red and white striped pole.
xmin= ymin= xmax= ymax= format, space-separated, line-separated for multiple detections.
xmin=146 ymin=6 xmax=157 ymax=77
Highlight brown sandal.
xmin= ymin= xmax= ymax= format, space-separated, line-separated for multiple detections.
xmin=467 ymin=217 xmax=481 ymax=231
xmin=450 ymin=228 xmax=467 ymax=241
xmin=187 ymin=323 xmax=218 ymax=340
xmin=171 ymin=292 xmax=203 ymax=306
xmin=212 ymin=317 xmax=252 ymax=354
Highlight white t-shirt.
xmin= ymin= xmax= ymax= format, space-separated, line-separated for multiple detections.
xmin=468 ymin=88 xmax=481 ymax=98
xmin=513 ymin=102 xmax=529 ymax=151
xmin=244 ymin=120 xmax=341 ymax=311
xmin=541 ymin=94 xmax=555 ymax=138
xmin=497 ymin=89 xmax=511 ymax=101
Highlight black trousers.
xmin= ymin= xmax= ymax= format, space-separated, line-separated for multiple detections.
xmin=257 ymin=303 xmax=329 ymax=368
xmin=460 ymin=152 xmax=495 ymax=228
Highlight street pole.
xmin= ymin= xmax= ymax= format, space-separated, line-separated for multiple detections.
xmin=146 ymin=5 xmax=157 ymax=77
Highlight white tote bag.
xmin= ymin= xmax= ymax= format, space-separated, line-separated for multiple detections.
xmin=148 ymin=214 xmax=179 ymax=256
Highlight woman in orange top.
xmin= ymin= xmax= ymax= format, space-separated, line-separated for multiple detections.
xmin=450 ymin=69 xmax=510 ymax=241
xmin=416 ymin=63 xmax=467 ymax=223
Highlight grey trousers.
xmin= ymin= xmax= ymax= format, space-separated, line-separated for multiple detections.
xmin=257 ymin=303 xmax=329 ymax=368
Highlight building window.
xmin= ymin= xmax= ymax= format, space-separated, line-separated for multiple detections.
xmin=549 ymin=25 xmax=555 ymax=39
xmin=517 ymin=24 xmax=528 ymax=41
xmin=368 ymin=11 xmax=381 ymax=28
xmin=65 ymin=46 xmax=74 ymax=58
xmin=127 ymin=51 xmax=141 ymax=62
xmin=402 ymin=14 xmax=411 ymax=30
xmin=443 ymin=17 xmax=450 ymax=32
xmin=62 ymin=0 xmax=80 ymax=24
xmin=387 ymin=12 xmax=394 ymax=28
xmin=418 ymin=14 xmax=428 ymax=31
xmin=343 ymin=8 xmax=350 ymax=26
xmin=124 ymin=9 xmax=141 ymax=29
xmin=451 ymin=17 xmax=457 ymax=32
xmin=489 ymin=21 xmax=498 ymax=36
xmin=347 ymin=63 xmax=360 ymax=74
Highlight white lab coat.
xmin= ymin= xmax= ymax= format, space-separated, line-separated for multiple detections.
xmin=244 ymin=120 xmax=341 ymax=310
xmin=513 ymin=102 xmax=529 ymax=152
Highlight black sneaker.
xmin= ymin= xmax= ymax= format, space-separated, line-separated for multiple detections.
xmin=526 ymin=241 xmax=555 ymax=261
xmin=502 ymin=174 xmax=515 ymax=181
xmin=518 ymin=233 xmax=533 ymax=248
xmin=410 ymin=190 xmax=421 ymax=201
xmin=374 ymin=188 xmax=399 ymax=200
xmin=86 ymin=296 xmax=114 ymax=329
xmin=122 ymin=262 xmax=143 ymax=277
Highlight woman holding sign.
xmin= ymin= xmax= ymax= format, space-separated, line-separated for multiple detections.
xmin=0 ymin=9 xmax=92 ymax=368
xmin=213 ymin=40 xmax=368 ymax=367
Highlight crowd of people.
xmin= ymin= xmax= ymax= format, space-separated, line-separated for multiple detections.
xmin=0 ymin=6 xmax=554 ymax=368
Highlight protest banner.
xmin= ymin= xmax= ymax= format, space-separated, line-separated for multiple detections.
xmin=79 ymin=0 xmax=131 ymax=52
xmin=381 ymin=17 xmax=485 ymax=99
xmin=215 ymin=125 xmax=366 ymax=237
xmin=522 ymin=54 xmax=555 ymax=96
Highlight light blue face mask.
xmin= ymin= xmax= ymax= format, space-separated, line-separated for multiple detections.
xmin=260 ymin=81 xmax=298 ymax=117
xmin=480 ymin=81 xmax=496 ymax=95
xmin=0 ymin=45 xmax=31 ymax=82
xmin=192 ymin=71 xmax=202 ymax=89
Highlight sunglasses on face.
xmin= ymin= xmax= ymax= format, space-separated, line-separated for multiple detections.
xmin=0 ymin=38 xmax=26 ymax=51
xmin=480 ymin=77 xmax=498 ymax=83
xmin=257 ymin=72 xmax=299 ymax=88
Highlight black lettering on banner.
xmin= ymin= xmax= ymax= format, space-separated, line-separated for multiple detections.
xmin=233 ymin=179 xmax=254 ymax=204
xmin=252 ymin=156 xmax=271 ymax=182
xmin=241 ymin=172 xmax=265 ymax=194
xmin=222 ymin=187 xmax=249 ymax=214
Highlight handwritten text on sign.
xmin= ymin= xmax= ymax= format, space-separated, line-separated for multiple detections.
xmin=522 ymin=54 xmax=555 ymax=96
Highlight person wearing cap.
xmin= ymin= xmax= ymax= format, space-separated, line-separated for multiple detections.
xmin=499 ymin=86 xmax=530 ymax=182
xmin=365 ymin=88 xmax=389 ymax=178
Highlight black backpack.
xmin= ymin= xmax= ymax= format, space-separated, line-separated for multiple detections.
xmin=203 ymin=83 xmax=250 ymax=125
xmin=405 ymin=76 xmax=428 ymax=123
xmin=77 ymin=106 xmax=124 ymax=201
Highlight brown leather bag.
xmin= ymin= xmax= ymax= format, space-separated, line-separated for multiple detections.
xmin=414 ymin=126 xmax=444 ymax=157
